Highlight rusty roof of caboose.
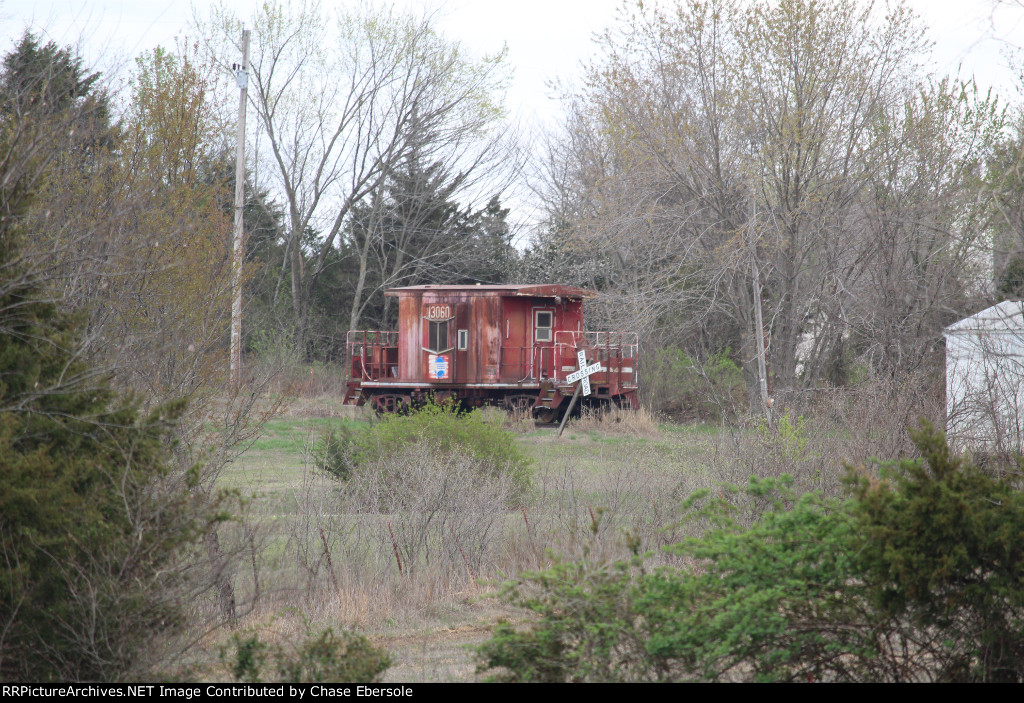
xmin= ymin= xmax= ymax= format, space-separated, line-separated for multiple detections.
xmin=384 ymin=284 xmax=595 ymax=299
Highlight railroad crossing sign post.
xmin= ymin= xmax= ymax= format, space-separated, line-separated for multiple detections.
xmin=558 ymin=350 xmax=602 ymax=437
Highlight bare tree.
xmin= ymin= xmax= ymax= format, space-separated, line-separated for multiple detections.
xmin=531 ymin=0 xmax=1003 ymax=408
xmin=850 ymin=78 xmax=1003 ymax=376
xmin=199 ymin=0 xmax=517 ymax=350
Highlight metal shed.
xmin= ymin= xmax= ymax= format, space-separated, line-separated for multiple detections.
xmin=943 ymin=300 xmax=1024 ymax=454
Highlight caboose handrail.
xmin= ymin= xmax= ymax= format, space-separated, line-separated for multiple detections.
xmin=554 ymin=330 xmax=638 ymax=352
xmin=553 ymin=330 xmax=639 ymax=385
xmin=346 ymin=330 xmax=399 ymax=381
xmin=346 ymin=329 xmax=399 ymax=346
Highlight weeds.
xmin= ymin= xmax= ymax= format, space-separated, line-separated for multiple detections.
xmin=221 ymin=618 xmax=390 ymax=683
xmin=573 ymin=405 xmax=663 ymax=439
xmin=316 ymin=399 xmax=533 ymax=499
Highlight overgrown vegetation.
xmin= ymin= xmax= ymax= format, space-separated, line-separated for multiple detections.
xmin=642 ymin=348 xmax=746 ymax=421
xmin=317 ymin=400 xmax=533 ymax=498
xmin=477 ymin=422 xmax=1024 ymax=682
xmin=221 ymin=622 xmax=390 ymax=683
xmin=0 ymin=127 xmax=224 ymax=680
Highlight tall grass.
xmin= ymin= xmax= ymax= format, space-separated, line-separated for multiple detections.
xmin=200 ymin=377 xmax=943 ymax=680
xmin=227 ymin=425 xmax=693 ymax=636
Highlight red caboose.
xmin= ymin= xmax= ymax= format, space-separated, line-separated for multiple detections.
xmin=343 ymin=284 xmax=638 ymax=420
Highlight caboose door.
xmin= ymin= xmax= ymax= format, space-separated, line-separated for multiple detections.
xmin=422 ymin=302 xmax=455 ymax=383
xmin=453 ymin=302 xmax=470 ymax=384
xmin=532 ymin=306 xmax=556 ymax=379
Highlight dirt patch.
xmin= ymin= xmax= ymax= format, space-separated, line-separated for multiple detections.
xmin=373 ymin=612 xmax=524 ymax=683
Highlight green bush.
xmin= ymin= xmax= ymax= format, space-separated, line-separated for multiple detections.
xmin=222 ymin=622 xmax=391 ymax=683
xmin=847 ymin=422 xmax=1024 ymax=682
xmin=477 ymin=479 xmax=861 ymax=682
xmin=477 ymin=556 xmax=670 ymax=682
xmin=316 ymin=423 xmax=359 ymax=481
xmin=477 ymin=422 xmax=1024 ymax=682
xmin=319 ymin=399 xmax=532 ymax=498
xmin=642 ymin=348 xmax=746 ymax=421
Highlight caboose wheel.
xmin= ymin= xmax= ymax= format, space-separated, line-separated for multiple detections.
xmin=503 ymin=394 xmax=536 ymax=413
xmin=533 ymin=407 xmax=558 ymax=424
xmin=370 ymin=393 xmax=410 ymax=414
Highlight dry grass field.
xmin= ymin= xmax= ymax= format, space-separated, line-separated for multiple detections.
xmin=174 ymin=365 xmax=946 ymax=683
xmin=187 ymin=399 xmax=726 ymax=682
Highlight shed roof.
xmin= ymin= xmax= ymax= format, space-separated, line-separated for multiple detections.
xmin=944 ymin=300 xmax=1024 ymax=336
xmin=385 ymin=284 xmax=595 ymax=299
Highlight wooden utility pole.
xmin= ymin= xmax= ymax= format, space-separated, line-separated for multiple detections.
xmin=749 ymin=202 xmax=772 ymax=423
xmin=230 ymin=29 xmax=251 ymax=389
xmin=751 ymin=255 xmax=772 ymax=423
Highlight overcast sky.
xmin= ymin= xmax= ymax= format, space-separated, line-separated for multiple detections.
xmin=3 ymin=0 xmax=1023 ymax=128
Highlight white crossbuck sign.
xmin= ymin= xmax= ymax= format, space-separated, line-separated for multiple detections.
xmin=566 ymin=350 xmax=602 ymax=396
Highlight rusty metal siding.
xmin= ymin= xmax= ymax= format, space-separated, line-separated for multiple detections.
xmin=388 ymin=286 xmax=591 ymax=386
xmin=397 ymin=292 xmax=421 ymax=380
xmin=561 ymin=299 xmax=583 ymax=336
xmin=501 ymin=296 xmax=529 ymax=381
xmin=479 ymin=295 xmax=500 ymax=382
xmin=453 ymin=301 xmax=469 ymax=383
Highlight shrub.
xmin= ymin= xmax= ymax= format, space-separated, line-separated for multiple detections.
xmin=319 ymin=399 xmax=532 ymax=498
xmin=222 ymin=621 xmax=390 ymax=683
xmin=477 ymin=423 xmax=1024 ymax=682
xmin=755 ymin=409 xmax=809 ymax=463
xmin=316 ymin=423 xmax=359 ymax=481
xmin=477 ymin=478 xmax=864 ymax=682
xmin=847 ymin=421 xmax=1024 ymax=682
xmin=477 ymin=555 xmax=669 ymax=682
xmin=642 ymin=348 xmax=746 ymax=421
xmin=341 ymin=441 xmax=525 ymax=579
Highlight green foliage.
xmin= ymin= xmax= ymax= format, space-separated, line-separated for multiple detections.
xmin=0 ymin=30 xmax=109 ymax=140
xmin=653 ymin=481 xmax=869 ymax=682
xmin=478 ymin=423 xmax=1024 ymax=682
xmin=478 ymin=479 xmax=863 ymax=682
xmin=316 ymin=423 xmax=359 ymax=481
xmin=221 ymin=622 xmax=391 ymax=683
xmin=319 ymin=399 xmax=532 ymax=496
xmin=0 ymin=56 xmax=221 ymax=680
xmin=846 ymin=420 xmax=1024 ymax=681
xmin=477 ymin=556 xmax=662 ymax=682
xmin=756 ymin=409 xmax=809 ymax=463
xmin=643 ymin=348 xmax=746 ymax=421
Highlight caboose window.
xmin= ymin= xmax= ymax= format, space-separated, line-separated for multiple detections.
xmin=535 ymin=311 xmax=553 ymax=342
xmin=457 ymin=329 xmax=468 ymax=350
xmin=427 ymin=319 xmax=451 ymax=353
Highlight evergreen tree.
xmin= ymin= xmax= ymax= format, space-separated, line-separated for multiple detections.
xmin=342 ymin=150 xmax=517 ymax=333
xmin=0 ymin=30 xmax=112 ymax=152
xmin=0 ymin=48 xmax=220 ymax=683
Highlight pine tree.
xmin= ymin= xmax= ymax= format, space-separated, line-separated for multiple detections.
xmin=0 ymin=47 xmax=219 ymax=683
